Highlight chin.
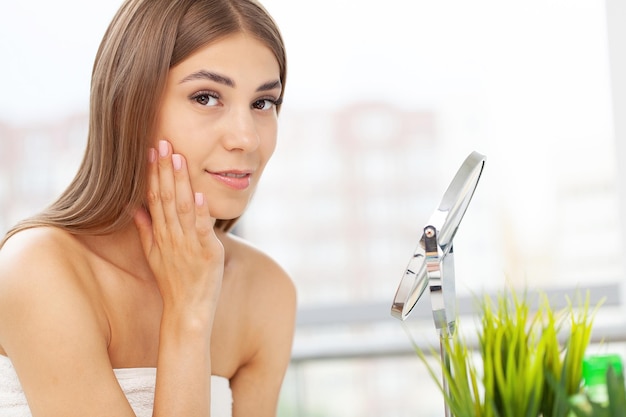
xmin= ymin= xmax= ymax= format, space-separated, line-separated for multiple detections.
xmin=208 ymin=201 xmax=248 ymax=222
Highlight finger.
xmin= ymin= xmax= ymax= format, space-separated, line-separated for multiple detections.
xmin=172 ymin=153 xmax=197 ymax=234
xmin=194 ymin=192 xmax=217 ymax=248
xmin=145 ymin=146 xmax=166 ymax=229
xmin=156 ymin=140 xmax=183 ymax=236
xmin=133 ymin=206 xmax=154 ymax=257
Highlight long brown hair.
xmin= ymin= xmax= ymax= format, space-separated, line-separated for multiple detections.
xmin=2 ymin=0 xmax=286 ymax=246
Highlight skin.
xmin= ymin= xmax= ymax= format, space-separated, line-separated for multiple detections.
xmin=0 ymin=33 xmax=296 ymax=417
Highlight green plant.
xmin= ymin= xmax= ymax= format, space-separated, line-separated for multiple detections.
xmin=408 ymin=288 xmax=600 ymax=417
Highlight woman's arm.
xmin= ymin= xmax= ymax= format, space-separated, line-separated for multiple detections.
xmin=229 ymin=255 xmax=297 ymax=417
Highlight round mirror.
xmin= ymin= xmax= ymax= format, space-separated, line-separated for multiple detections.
xmin=391 ymin=151 xmax=486 ymax=320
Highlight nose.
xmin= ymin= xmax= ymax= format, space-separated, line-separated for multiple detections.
xmin=221 ymin=107 xmax=260 ymax=152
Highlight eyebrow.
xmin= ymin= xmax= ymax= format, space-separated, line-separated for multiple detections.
xmin=256 ymin=79 xmax=282 ymax=92
xmin=179 ymin=70 xmax=281 ymax=92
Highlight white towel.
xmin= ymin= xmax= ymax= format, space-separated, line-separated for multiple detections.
xmin=0 ymin=355 xmax=232 ymax=417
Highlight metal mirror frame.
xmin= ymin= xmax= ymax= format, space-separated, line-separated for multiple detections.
xmin=391 ymin=150 xmax=485 ymax=324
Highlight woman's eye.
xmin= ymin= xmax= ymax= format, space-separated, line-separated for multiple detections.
xmin=252 ymin=99 xmax=277 ymax=111
xmin=192 ymin=92 xmax=219 ymax=107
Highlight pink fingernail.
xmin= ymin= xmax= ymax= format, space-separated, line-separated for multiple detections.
xmin=159 ymin=140 xmax=168 ymax=157
xmin=195 ymin=192 xmax=204 ymax=206
xmin=172 ymin=154 xmax=182 ymax=170
xmin=148 ymin=148 xmax=157 ymax=163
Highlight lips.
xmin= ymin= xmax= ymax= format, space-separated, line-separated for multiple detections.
xmin=207 ymin=170 xmax=252 ymax=190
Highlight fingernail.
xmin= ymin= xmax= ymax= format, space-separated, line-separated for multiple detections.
xmin=195 ymin=192 xmax=204 ymax=206
xmin=148 ymin=148 xmax=157 ymax=163
xmin=159 ymin=140 xmax=168 ymax=157
xmin=172 ymin=154 xmax=182 ymax=170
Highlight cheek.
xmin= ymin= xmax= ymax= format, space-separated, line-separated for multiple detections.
xmin=155 ymin=97 xmax=196 ymax=144
xmin=263 ymin=135 xmax=277 ymax=160
xmin=260 ymin=123 xmax=278 ymax=159
xmin=156 ymin=112 xmax=206 ymax=153
xmin=187 ymin=171 xmax=205 ymax=194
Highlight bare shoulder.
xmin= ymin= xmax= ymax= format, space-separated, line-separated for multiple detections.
xmin=2 ymin=224 xmax=79 ymax=253
xmin=219 ymin=231 xmax=297 ymax=332
xmin=0 ymin=226 xmax=103 ymax=354
xmin=0 ymin=226 xmax=134 ymax=414
xmin=0 ymin=226 xmax=87 ymax=292
xmin=221 ymin=231 xmax=296 ymax=299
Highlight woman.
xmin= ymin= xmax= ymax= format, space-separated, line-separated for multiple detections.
xmin=0 ymin=0 xmax=296 ymax=416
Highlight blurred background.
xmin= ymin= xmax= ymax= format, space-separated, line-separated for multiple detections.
xmin=1 ymin=1 xmax=625 ymax=416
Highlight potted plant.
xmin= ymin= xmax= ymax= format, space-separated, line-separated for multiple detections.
xmin=409 ymin=288 xmax=623 ymax=417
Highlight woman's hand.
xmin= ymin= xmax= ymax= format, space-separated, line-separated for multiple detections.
xmin=133 ymin=139 xmax=224 ymax=317
xmin=133 ymin=139 xmax=222 ymax=416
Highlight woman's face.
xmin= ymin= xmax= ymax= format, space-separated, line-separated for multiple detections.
xmin=154 ymin=33 xmax=281 ymax=221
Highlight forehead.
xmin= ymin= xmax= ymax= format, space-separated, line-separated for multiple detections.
xmin=170 ymin=33 xmax=280 ymax=84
